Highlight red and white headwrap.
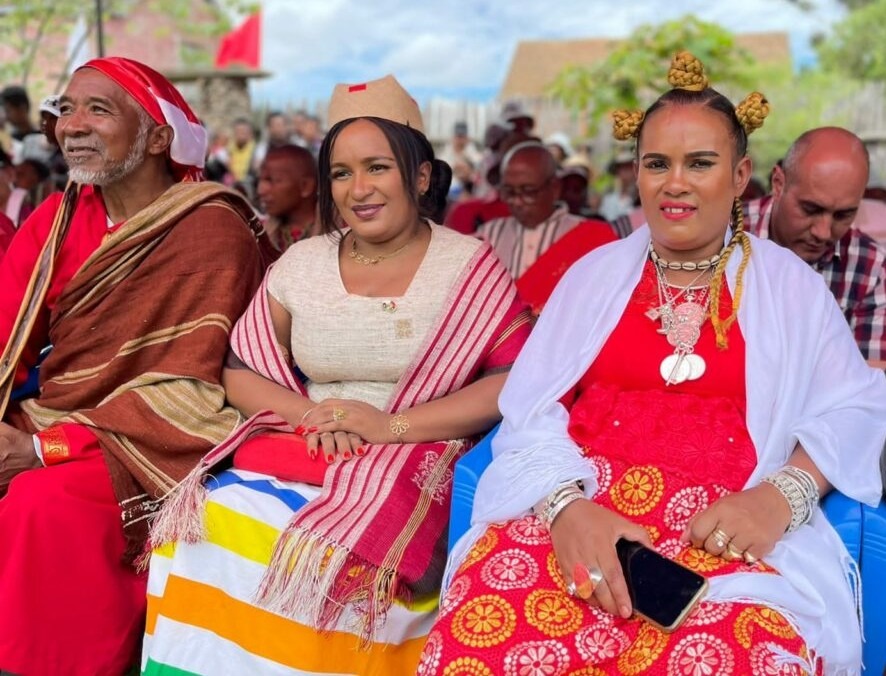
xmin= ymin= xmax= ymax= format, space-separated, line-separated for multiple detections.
xmin=78 ymin=57 xmax=207 ymax=182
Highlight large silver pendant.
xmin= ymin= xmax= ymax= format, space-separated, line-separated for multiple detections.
xmin=666 ymin=301 xmax=705 ymax=347
xmin=660 ymin=354 xmax=690 ymax=385
xmin=655 ymin=305 xmax=674 ymax=334
xmin=685 ymin=354 xmax=706 ymax=379
xmin=660 ymin=353 xmax=706 ymax=385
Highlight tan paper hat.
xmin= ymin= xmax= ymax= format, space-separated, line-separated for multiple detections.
xmin=327 ymin=74 xmax=424 ymax=134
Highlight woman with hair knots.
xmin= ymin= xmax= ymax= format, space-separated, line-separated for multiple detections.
xmin=140 ymin=75 xmax=532 ymax=675
xmin=424 ymin=53 xmax=886 ymax=675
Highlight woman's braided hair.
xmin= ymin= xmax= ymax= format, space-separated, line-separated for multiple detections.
xmin=611 ymin=51 xmax=770 ymax=348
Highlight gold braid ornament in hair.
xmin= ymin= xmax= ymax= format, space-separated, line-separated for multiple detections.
xmin=735 ymin=91 xmax=770 ymax=135
xmin=668 ymin=50 xmax=709 ymax=91
xmin=610 ymin=50 xmax=710 ymax=140
xmin=611 ymin=109 xmax=645 ymax=141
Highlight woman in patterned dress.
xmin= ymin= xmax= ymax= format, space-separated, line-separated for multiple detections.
xmin=424 ymin=53 xmax=886 ymax=676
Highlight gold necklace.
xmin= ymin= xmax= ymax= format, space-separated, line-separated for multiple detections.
xmin=348 ymin=230 xmax=419 ymax=265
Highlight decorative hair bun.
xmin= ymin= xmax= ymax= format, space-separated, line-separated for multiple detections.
xmin=609 ymin=50 xmax=769 ymax=140
xmin=735 ymin=91 xmax=770 ymax=135
xmin=612 ymin=109 xmax=645 ymax=141
xmin=668 ymin=50 xmax=709 ymax=91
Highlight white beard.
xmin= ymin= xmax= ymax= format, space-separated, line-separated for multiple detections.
xmin=65 ymin=118 xmax=151 ymax=186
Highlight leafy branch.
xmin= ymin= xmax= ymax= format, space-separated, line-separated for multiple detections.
xmin=547 ymin=16 xmax=755 ymax=135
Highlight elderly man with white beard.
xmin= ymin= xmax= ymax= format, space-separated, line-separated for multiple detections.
xmin=0 ymin=57 xmax=269 ymax=675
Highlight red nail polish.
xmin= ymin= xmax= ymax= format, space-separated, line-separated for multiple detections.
xmin=307 ymin=426 xmax=319 ymax=433
xmin=342 ymin=451 xmax=352 ymax=460
xmin=295 ymin=426 xmax=305 ymax=435
xmin=355 ymin=446 xmax=365 ymax=456
xmin=325 ymin=454 xmax=335 ymax=464
xmin=308 ymin=448 xmax=317 ymax=460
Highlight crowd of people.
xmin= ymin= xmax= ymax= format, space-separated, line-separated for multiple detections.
xmin=0 ymin=49 xmax=884 ymax=676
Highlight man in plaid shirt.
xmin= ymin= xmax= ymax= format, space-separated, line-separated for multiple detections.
xmin=746 ymin=127 xmax=885 ymax=363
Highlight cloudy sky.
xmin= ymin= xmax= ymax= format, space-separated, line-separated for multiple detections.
xmin=251 ymin=0 xmax=845 ymax=106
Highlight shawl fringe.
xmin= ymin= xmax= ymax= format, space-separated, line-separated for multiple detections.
xmin=147 ymin=410 xmax=296 ymax=555
xmin=145 ymin=461 xmax=211 ymax=552
xmin=255 ymin=524 xmax=405 ymax=645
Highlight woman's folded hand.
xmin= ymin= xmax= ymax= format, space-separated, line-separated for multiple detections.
xmin=682 ymin=483 xmax=792 ymax=565
xmin=297 ymin=398 xmax=389 ymax=463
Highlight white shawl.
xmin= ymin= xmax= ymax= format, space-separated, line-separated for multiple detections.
xmin=462 ymin=226 xmax=886 ymax=674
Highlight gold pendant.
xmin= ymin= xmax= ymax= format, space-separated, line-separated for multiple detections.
xmin=396 ymin=319 xmax=413 ymax=338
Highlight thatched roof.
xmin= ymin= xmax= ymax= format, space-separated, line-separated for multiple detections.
xmin=500 ymin=32 xmax=791 ymax=99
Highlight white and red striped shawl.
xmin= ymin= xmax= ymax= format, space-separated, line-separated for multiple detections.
xmin=151 ymin=242 xmax=530 ymax=640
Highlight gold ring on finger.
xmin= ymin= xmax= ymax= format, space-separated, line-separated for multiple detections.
xmin=743 ymin=550 xmax=759 ymax=566
xmin=332 ymin=407 xmax=347 ymax=422
xmin=722 ymin=543 xmax=743 ymax=562
xmin=710 ymin=527 xmax=730 ymax=549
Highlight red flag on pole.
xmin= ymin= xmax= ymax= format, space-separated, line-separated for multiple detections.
xmin=214 ymin=11 xmax=261 ymax=69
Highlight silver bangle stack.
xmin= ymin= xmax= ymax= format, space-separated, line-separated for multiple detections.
xmin=761 ymin=465 xmax=820 ymax=533
xmin=533 ymin=480 xmax=585 ymax=530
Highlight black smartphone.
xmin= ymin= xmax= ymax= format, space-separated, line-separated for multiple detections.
xmin=615 ymin=538 xmax=708 ymax=632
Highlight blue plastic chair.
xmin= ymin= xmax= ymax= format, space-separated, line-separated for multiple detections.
xmin=448 ymin=430 xmax=886 ymax=675
xmin=10 ymin=345 xmax=51 ymax=402
xmin=821 ymin=492 xmax=886 ymax=674
xmin=448 ymin=424 xmax=498 ymax=552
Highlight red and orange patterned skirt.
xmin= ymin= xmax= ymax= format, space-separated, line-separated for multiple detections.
xmin=423 ymin=385 xmax=819 ymax=675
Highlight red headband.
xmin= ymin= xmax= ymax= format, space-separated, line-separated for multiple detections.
xmin=78 ymin=57 xmax=207 ymax=181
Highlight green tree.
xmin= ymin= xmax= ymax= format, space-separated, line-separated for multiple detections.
xmin=816 ymin=0 xmax=886 ymax=80
xmin=0 ymin=0 xmax=256 ymax=89
xmin=746 ymin=64 xmax=861 ymax=177
xmin=548 ymin=16 xmax=756 ymax=135
xmin=785 ymin=0 xmax=875 ymax=9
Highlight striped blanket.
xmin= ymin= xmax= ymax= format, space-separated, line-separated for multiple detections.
xmin=144 ymin=469 xmax=438 ymax=675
